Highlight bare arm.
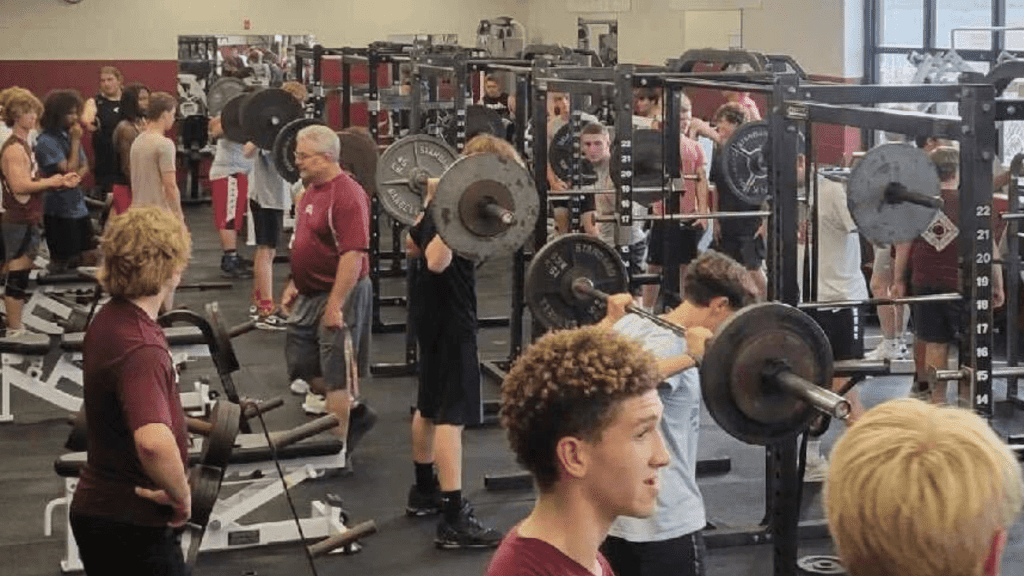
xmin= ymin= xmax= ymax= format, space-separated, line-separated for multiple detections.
xmin=2 ymin=146 xmax=64 ymax=195
xmin=133 ymin=423 xmax=190 ymax=516
xmin=243 ymin=142 xmax=258 ymax=159
xmin=425 ymin=233 xmax=454 ymax=273
xmin=115 ymin=125 xmax=134 ymax=182
xmin=81 ymin=98 xmax=98 ymax=132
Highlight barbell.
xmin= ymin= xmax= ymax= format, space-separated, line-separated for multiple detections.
xmin=524 ymin=233 xmax=850 ymax=445
xmin=375 ymin=134 xmax=540 ymax=261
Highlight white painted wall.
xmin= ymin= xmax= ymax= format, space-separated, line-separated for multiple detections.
xmin=0 ymin=0 xmax=527 ymax=60
xmin=528 ymin=0 xmax=855 ymax=77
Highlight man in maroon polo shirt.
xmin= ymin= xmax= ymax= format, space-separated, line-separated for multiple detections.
xmin=70 ymin=207 xmax=192 ymax=576
xmin=280 ymin=124 xmax=376 ymax=470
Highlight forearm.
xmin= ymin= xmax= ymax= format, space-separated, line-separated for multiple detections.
xmin=697 ymin=178 xmax=709 ymax=212
xmin=11 ymin=178 xmax=55 ymax=195
xmin=327 ymin=251 xmax=363 ymax=311
xmin=657 ymin=355 xmax=698 ymax=380
xmin=162 ymin=181 xmax=184 ymax=220
xmin=425 ymin=235 xmax=454 ymax=272
xmin=67 ymin=141 xmax=83 ymax=172
xmin=135 ymin=424 xmax=190 ymax=506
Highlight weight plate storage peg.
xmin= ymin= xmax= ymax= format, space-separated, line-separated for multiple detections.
xmin=846 ymin=143 xmax=943 ymax=246
xmin=719 ymin=121 xmax=770 ymax=205
xmin=376 ymin=135 xmax=460 ymax=226
xmin=429 ymin=153 xmax=539 ymax=262
xmin=700 ymin=302 xmax=834 ymax=446
xmin=272 ymin=117 xmax=326 ymax=184
xmin=524 ymin=234 xmax=629 ymax=330
xmin=239 ymin=88 xmax=305 ymax=150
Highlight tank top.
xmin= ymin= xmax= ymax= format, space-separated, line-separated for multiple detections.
xmin=93 ymin=93 xmax=123 ymax=182
xmin=0 ymin=134 xmax=44 ymax=225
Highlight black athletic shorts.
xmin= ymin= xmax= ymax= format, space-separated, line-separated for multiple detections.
xmin=249 ymin=200 xmax=284 ymax=249
xmin=647 ymin=222 xmax=702 ymax=267
xmin=911 ymin=286 xmax=963 ymax=345
xmin=601 ymin=532 xmax=707 ymax=576
xmin=44 ymin=215 xmax=94 ymax=262
xmin=807 ymin=307 xmax=864 ymax=361
xmin=714 ymin=234 xmax=765 ymax=271
xmin=70 ymin=511 xmax=186 ymax=576
xmin=416 ymin=328 xmax=480 ymax=426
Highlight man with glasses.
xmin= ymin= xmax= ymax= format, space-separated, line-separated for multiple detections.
xmin=280 ymin=125 xmax=377 ymax=471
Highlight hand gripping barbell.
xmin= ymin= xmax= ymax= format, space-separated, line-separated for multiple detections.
xmin=525 ymin=233 xmax=850 ymax=446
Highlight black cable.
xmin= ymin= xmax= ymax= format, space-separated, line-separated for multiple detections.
xmin=253 ymin=408 xmax=321 ymax=576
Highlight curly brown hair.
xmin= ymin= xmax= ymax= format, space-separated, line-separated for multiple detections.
xmin=99 ymin=207 xmax=191 ymax=299
xmin=683 ymin=250 xmax=760 ymax=309
xmin=500 ymin=326 xmax=660 ymax=491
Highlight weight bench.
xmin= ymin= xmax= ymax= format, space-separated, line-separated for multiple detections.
xmin=46 ymin=433 xmax=349 ymax=573
xmin=0 ymin=328 xmax=213 ymax=424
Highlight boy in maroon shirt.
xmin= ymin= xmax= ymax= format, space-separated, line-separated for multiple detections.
xmin=70 ymin=207 xmax=192 ymax=576
xmin=280 ymin=124 xmax=376 ymax=469
xmin=487 ymin=327 xmax=670 ymax=576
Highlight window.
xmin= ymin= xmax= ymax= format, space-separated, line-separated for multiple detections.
xmin=937 ymin=0 xmax=993 ymax=49
xmin=880 ymin=0 xmax=924 ymax=47
xmin=1006 ymin=0 xmax=1024 ymax=49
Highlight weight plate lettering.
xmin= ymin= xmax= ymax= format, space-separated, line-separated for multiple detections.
xmin=430 ymin=154 xmax=539 ymax=262
xmin=525 ymin=234 xmax=629 ymax=330
xmin=376 ymin=135 xmax=459 ymax=226
xmin=719 ymin=121 xmax=770 ymax=205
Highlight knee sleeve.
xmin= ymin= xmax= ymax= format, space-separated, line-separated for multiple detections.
xmin=6 ymin=270 xmax=30 ymax=300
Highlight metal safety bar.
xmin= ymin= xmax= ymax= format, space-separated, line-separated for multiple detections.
xmin=797 ymin=292 xmax=961 ymax=310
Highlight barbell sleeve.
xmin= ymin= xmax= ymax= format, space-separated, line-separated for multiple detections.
xmin=572 ymin=278 xmax=687 ymax=338
xmin=481 ymin=200 xmax=517 ymax=225
xmin=242 ymin=397 xmax=285 ymax=419
xmin=770 ymin=369 xmax=852 ymax=420
xmin=229 ymin=319 xmax=258 ymax=338
xmin=270 ymin=414 xmax=340 ymax=450
xmin=883 ymin=183 xmax=944 ymax=210
xmin=307 ymin=520 xmax=378 ymax=557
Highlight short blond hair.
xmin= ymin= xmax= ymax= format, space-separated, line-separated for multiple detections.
xmin=281 ymin=81 xmax=307 ymax=103
xmin=99 ymin=207 xmax=191 ymax=299
xmin=825 ymin=398 xmax=1024 ymax=576
xmin=2 ymin=88 xmax=42 ymax=128
xmin=463 ymin=133 xmax=523 ymax=167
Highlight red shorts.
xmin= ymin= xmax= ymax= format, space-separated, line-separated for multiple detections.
xmin=210 ymin=173 xmax=249 ymax=232
xmin=111 ymin=184 xmax=132 ymax=216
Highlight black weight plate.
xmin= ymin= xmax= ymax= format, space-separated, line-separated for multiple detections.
xmin=240 ymin=88 xmax=304 ymax=150
xmin=548 ymin=122 xmax=598 ymax=186
xmin=610 ymin=129 xmax=665 ymax=205
xmin=207 ymin=77 xmax=246 ymax=118
xmin=719 ymin=121 xmax=770 ymax=205
xmin=199 ymin=400 xmax=241 ymax=471
xmin=204 ymin=301 xmax=240 ymax=374
xmin=338 ymin=128 xmax=381 ymax=196
xmin=525 ymin=234 xmax=629 ymax=330
xmin=700 ymin=302 xmax=833 ymax=446
xmin=272 ymin=118 xmax=325 ymax=184
xmin=443 ymin=105 xmax=505 ymax=147
xmin=220 ymin=93 xmax=248 ymax=144
xmin=189 ymin=464 xmax=225 ymax=528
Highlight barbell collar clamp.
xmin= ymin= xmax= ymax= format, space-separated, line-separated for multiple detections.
xmin=883 ymin=182 xmax=944 ymax=210
xmin=763 ymin=360 xmax=851 ymax=420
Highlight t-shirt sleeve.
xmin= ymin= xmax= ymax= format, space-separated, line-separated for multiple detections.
xmin=117 ymin=345 xmax=177 ymax=433
xmin=157 ymin=138 xmax=176 ymax=174
xmin=34 ymin=134 xmax=64 ymax=175
xmin=614 ymin=316 xmax=687 ymax=391
xmin=827 ymin=182 xmax=857 ymax=234
xmin=331 ymin=180 xmax=370 ymax=255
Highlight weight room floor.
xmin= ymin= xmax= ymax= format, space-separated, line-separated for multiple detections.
xmin=1 ymin=203 xmax=1023 ymax=576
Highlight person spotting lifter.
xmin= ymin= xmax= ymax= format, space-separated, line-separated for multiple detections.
xmin=486 ymin=326 xmax=670 ymax=576
xmin=281 ymin=125 xmax=376 ymax=471
xmin=69 ymin=207 xmax=192 ymax=576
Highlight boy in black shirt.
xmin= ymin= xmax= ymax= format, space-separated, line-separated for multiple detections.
xmin=404 ymin=134 xmax=520 ymax=549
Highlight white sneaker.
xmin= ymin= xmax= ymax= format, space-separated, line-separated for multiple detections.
xmin=290 ymin=378 xmax=310 ymax=395
xmin=864 ymin=339 xmax=904 ymax=361
xmin=302 ymin=392 xmax=327 ymax=415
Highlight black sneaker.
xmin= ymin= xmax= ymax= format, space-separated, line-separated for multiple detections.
xmin=406 ymin=484 xmax=442 ymax=517
xmin=435 ymin=500 xmax=502 ymax=550
xmin=346 ymin=403 xmax=378 ymax=455
xmin=221 ymin=254 xmax=253 ymax=279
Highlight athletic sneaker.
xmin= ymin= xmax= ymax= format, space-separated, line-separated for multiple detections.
xmin=290 ymin=378 xmax=310 ymax=395
xmin=256 ymin=309 xmax=288 ymax=331
xmin=346 ymin=403 xmax=378 ymax=455
xmin=406 ymin=484 xmax=443 ymax=517
xmin=220 ymin=253 xmax=253 ymax=279
xmin=863 ymin=338 xmax=908 ymax=361
xmin=303 ymin=393 xmax=327 ymax=415
xmin=435 ymin=500 xmax=502 ymax=550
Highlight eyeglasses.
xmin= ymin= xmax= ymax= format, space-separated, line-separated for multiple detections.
xmin=295 ymin=151 xmax=323 ymax=161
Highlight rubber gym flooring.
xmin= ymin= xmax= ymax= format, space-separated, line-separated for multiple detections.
xmin=1 ymin=202 xmax=1022 ymax=576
